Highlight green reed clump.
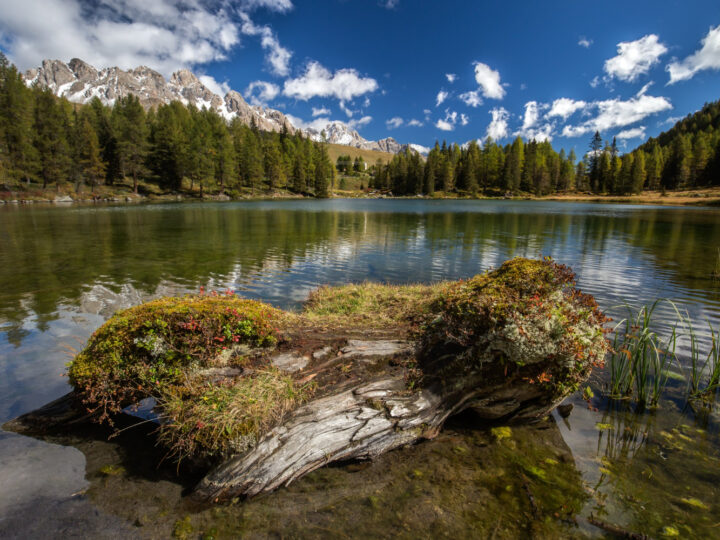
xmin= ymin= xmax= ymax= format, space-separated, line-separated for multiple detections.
xmin=606 ymin=300 xmax=720 ymax=406
xmin=608 ymin=300 xmax=678 ymax=406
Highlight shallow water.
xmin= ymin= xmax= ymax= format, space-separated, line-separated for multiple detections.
xmin=1 ymin=199 xmax=720 ymax=538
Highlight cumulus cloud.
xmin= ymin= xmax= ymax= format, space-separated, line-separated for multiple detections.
xmin=616 ymin=126 xmax=646 ymax=139
xmin=547 ymin=97 xmax=587 ymax=120
xmin=562 ymin=91 xmax=672 ymax=137
xmin=435 ymin=109 xmax=459 ymax=131
xmin=241 ymin=0 xmax=294 ymax=13
xmin=486 ymin=107 xmax=509 ymax=140
xmin=667 ymin=25 xmax=720 ymax=83
xmin=460 ymin=113 xmax=469 ymax=126
xmin=237 ymin=11 xmax=291 ymax=76
xmin=283 ymin=61 xmax=378 ymax=101
xmin=386 ymin=116 xmax=404 ymax=129
xmin=578 ymin=36 xmax=593 ymax=48
xmin=311 ymin=106 xmax=331 ymax=117
xmin=199 ymin=75 xmax=230 ymax=97
xmin=436 ymin=90 xmax=449 ymax=107
xmin=407 ymin=119 xmax=424 ymax=127
xmin=244 ymin=80 xmax=280 ymax=106
xmin=0 ymin=0 xmax=242 ymax=76
xmin=604 ymin=34 xmax=667 ymax=82
xmin=459 ymin=90 xmax=482 ymax=108
xmin=348 ymin=115 xmax=372 ymax=129
xmin=285 ymin=114 xmax=332 ymax=132
xmin=339 ymin=100 xmax=355 ymax=117
xmin=473 ymin=62 xmax=505 ymax=99
xmin=514 ymin=101 xmax=553 ymax=141
xmin=446 ymin=73 xmax=457 ymax=83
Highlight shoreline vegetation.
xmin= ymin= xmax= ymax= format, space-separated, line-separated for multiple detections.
xmin=2 ymin=182 xmax=720 ymax=207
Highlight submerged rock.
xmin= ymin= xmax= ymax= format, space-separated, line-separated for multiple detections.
xmin=6 ymin=257 xmax=609 ymax=502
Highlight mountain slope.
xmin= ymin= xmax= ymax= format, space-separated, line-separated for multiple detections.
xmin=24 ymin=58 xmax=424 ymax=154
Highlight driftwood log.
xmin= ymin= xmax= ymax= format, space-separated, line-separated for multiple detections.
xmin=4 ymin=258 xmax=609 ymax=503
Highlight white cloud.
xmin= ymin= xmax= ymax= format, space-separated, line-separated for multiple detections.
xmin=241 ymin=0 xmax=294 ymax=13
xmin=285 ymin=114 xmax=332 ymax=132
xmin=285 ymin=113 xmax=370 ymax=133
xmin=459 ymin=90 xmax=482 ymax=108
xmin=473 ymin=62 xmax=505 ymax=99
xmin=578 ymin=36 xmax=593 ymax=48
xmin=616 ymin=126 xmax=646 ymax=139
xmin=348 ymin=115 xmax=372 ymax=129
xmin=435 ymin=109 xmax=458 ymax=131
xmin=590 ymin=76 xmax=601 ymax=88
xmin=283 ymin=61 xmax=378 ymax=101
xmin=237 ymin=11 xmax=291 ymax=77
xmin=407 ymin=119 xmax=423 ymax=127
xmin=486 ymin=107 xmax=509 ymax=140
xmin=311 ymin=106 xmax=331 ymax=117
xmin=339 ymin=100 xmax=354 ymax=117
xmin=667 ymin=25 xmax=720 ymax=84
xmin=562 ymin=92 xmax=672 ymax=137
xmin=0 ymin=0 xmax=242 ymax=76
xmin=445 ymin=73 xmax=457 ymax=83
xmin=436 ymin=90 xmax=449 ymax=107
xmin=244 ymin=80 xmax=280 ymax=106
xmin=660 ymin=116 xmax=681 ymax=126
xmin=380 ymin=0 xmax=399 ymax=8
xmin=460 ymin=113 xmax=469 ymax=126
xmin=386 ymin=116 xmax=404 ymax=129
xmin=547 ymin=97 xmax=587 ymax=120
xmin=521 ymin=101 xmax=540 ymax=130
xmin=604 ymin=34 xmax=667 ymax=82
xmin=199 ymin=75 xmax=230 ymax=97
xmin=514 ymin=101 xmax=553 ymax=141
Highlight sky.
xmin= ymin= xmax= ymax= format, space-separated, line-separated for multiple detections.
xmin=1 ymin=0 xmax=719 ymax=154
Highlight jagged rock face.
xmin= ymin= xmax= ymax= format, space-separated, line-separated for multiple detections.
xmin=24 ymin=58 xmax=429 ymax=152
xmin=23 ymin=58 xmax=295 ymax=134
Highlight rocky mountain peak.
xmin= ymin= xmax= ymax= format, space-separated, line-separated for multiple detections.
xmin=24 ymin=58 xmax=422 ymax=154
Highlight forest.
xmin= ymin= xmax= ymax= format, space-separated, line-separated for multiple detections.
xmin=2 ymin=51 xmax=720 ymax=199
xmin=372 ymin=101 xmax=720 ymax=196
xmin=0 ymin=54 xmax=334 ymax=198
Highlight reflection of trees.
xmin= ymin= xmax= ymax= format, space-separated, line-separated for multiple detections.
xmin=1 ymin=203 xmax=719 ymax=346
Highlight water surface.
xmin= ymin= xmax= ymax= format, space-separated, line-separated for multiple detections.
xmin=1 ymin=199 xmax=719 ymax=538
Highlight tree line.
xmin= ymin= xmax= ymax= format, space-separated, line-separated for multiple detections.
xmin=372 ymin=138 xmax=579 ymax=196
xmin=373 ymin=99 xmax=720 ymax=196
xmin=0 ymin=54 xmax=334 ymax=197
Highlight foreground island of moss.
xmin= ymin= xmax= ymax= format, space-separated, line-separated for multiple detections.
xmin=66 ymin=258 xmax=609 ymax=475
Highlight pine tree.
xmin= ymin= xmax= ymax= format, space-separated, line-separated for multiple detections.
xmin=631 ymin=150 xmax=646 ymax=194
xmin=588 ymin=131 xmax=603 ymax=192
xmin=78 ymin=115 xmax=106 ymax=192
xmin=114 ymin=95 xmax=148 ymax=193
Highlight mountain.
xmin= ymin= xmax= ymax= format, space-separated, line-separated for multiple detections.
xmin=24 ymin=58 xmax=297 ymax=135
xmin=24 ymin=58 xmax=422 ymax=155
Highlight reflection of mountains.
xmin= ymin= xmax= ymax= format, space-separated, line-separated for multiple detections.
xmin=1 ymin=203 xmax=719 ymax=345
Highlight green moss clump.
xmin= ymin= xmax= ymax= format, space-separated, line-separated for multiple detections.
xmin=67 ymin=293 xmax=312 ymax=461
xmin=69 ymin=294 xmax=281 ymax=424
xmin=418 ymin=257 xmax=609 ymax=389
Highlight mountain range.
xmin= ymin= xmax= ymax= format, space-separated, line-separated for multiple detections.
xmin=23 ymin=59 xmax=424 ymax=155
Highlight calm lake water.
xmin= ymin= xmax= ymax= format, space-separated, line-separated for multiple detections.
xmin=1 ymin=199 xmax=720 ymax=538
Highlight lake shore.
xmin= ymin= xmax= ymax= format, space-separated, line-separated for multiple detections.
xmin=2 ymin=183 xmax=720 ymax=207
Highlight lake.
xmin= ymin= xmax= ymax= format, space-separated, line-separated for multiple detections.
xmin=1 ymin=199 xmax=720 ymax=538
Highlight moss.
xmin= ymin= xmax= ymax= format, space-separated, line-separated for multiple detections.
xmin=98 ymin=464 xmax=126 ymax=476
xmin=491 ymin=426 xmax=512 ymax=441
xmin=67 ymin=293 xmax=312 ymax=461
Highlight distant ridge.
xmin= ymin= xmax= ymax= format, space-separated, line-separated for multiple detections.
xmin=24 ymin=58 xmax=425 ymax=155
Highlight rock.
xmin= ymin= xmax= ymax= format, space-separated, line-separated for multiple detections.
xmin=271 ymin=352 xmax=309 ymax=372
xmin=557 ymin=403 xmax=574 ymax=418
xmin=340 ymin=339 xmax=412 ymax=361
xmin=53 ymin=195 xmax=73 ymax=203
xmin=312 ymin=346 xmax=332 ymax=359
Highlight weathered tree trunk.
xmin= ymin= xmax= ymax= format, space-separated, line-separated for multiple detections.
xmin=193 ymin=336 xmax=566 ymax=502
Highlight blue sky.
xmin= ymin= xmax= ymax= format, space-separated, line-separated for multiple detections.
xmin=1 ymin=0 xmax=720 ymax=154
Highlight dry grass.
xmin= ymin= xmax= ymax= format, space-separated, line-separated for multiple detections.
xmin=542 ymin=188 xmax=720 ymax=207
xmin=325 ymin=143 xmax=394 ymax=166
xmin=158 ymin=368 xmax=313 ymax=460
xmin=303 ymin=281 xmax=451 ymax=328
